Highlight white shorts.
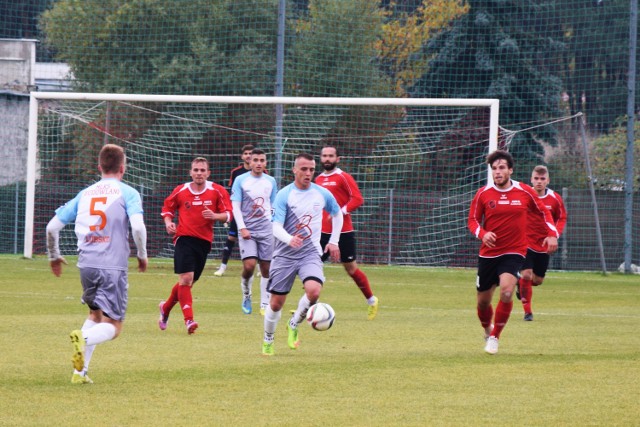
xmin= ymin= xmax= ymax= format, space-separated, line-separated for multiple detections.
xmin=267 ymin=253 xmax=324 ymax=295
xmin=79 ymin=267 xmax=129 ymax=321
xmin=238 ymin=232 xmax=274 ymax=262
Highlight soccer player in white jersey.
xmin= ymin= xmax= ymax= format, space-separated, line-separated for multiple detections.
xmin=231 ymin=148 xmax=278 ymax=315
xmin=46 ymin=144 xmax=148 ymax=384
xmin=261 ymin=153 xmax=343 ymax=356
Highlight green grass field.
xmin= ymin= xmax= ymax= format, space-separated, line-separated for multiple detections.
xmin=1 ymin=255 xmax=639 ymax=426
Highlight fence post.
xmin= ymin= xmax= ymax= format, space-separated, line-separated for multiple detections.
xmin=387 ymin=188 xmax=394 ymax=265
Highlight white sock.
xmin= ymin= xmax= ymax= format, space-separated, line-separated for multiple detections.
xmin=260 ymin=277 xmax=271 ymax=307
xmin=241 ymin=276 xmax=254 ymax=298
xmin=218 ymin=264 xmax=227 ymax=272
xmin=84 ymin=323 xmax=116 ymax=346
xmin=81 ymin=319 xmax=98 ymax=371
xmin=264 ymin=306 xmax=281 ymax=342
xmin=367 ymin=296 xmax=377 ymax=305
xmin=291 ymin=294 xmax=312 ymax=328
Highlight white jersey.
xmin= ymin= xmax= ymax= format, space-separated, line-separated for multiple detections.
xmin=231 ymin=172 xmax=278 ymax=237
xmin=272 ymin=182 xmax=340 ymax=259
xmin=54 ymin=178 xmax=144 ymax=270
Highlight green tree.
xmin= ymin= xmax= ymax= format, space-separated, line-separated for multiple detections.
xmin=376 ymin=0 xmax=469 ymax=97
xmin=41 ymin=0 xmax=279 ymax=95
xmin=554 ymin=0 xmax=631 ymax=133
xmin=290 ymin=0 xmax=392 ymax=98
xmin=591 ymin=117 xmax=640 ymax=190
xmin=413 ymin=0 xmax=564 ymax=159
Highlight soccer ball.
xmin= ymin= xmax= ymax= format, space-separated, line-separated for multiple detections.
xmin=306 ymin=302 xmax=335 ymax=331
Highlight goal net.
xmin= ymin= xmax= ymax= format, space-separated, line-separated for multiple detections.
xmin=25 ymin=93 xmax=499 ymax=267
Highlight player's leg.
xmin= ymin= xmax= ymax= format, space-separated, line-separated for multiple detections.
xmin=262 ymin=258 xmax=295 ymax=355
xmin=258 ymin=260 xmax=271 ymax=315
xmin=238 ymin=238 xmax=258 ymax=314
xmin=257 ymin=234 xmax=273 ymax=315
xmin=340 ymin=233 xmax=378 ymax=317
xmin=519 ymin=250 xmax=535 ymax=318
xmin=71 ymin=269 xmax=125 ymax=383
xmin=241 ymin=257 xmax=257 ymax=314
xmin=485 ymin=255 xmax=524 ymax=354
xmin=158 ymin=283 xmax=179 ymax=330
xmin=525 ymin=254 xmax=549 ymax=321
xmin=176 ymin=237 xmax=209 ymax=334
xmin=476 ymin=257 xmax=497 ymax=340
xmin=288 ymin=258 xmax=324 ymax=350
xmin=214 ymin=221 xmax=239 ymax=276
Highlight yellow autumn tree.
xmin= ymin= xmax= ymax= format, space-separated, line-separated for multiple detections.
xmin=376 ymin=0 xmax=469 ymax=96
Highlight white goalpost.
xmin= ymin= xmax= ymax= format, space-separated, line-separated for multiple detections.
xmin=24 ymin=92 xmax=499 ymax=265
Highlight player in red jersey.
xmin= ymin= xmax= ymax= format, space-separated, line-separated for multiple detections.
xmin=213 ymin=144 xmax=254 ymax=277
xmin=316 ymin=146 xmax=379 ymax=320
xmin=158 ymin=157 xmax=232 ymax=334
xmin=468 ymin=150 xmax=558 ymax=354
xmin=516 ymin=165 xmax=567 ymax=321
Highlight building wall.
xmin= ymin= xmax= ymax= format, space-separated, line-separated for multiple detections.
xmin=0 ymin=94 xmax=29 ymax=186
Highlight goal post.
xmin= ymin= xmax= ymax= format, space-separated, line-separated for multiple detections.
xmin=24 ymin=92 xmax=499 ymax=264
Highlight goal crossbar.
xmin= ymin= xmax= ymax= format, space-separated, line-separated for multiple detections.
xmin=24 ymin=92 xmax=499 ymax=259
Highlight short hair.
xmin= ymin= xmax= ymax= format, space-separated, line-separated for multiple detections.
xmin=251 ymin=148 xmax=266 ymax=156
xmin=192 ymin=156 xmax=209 ymax=169
xmin=99 ymin=144 xmax=125 ymax=174
xmin=533 ymin=165 xmax=549 ymax=175
xmin=486 ymin=149 xmax=514 ymax=169
xmin=241 ymin=144 xmax=255 ymax=153
xmin=295 ymin=152 xmax=314 ymax=162
xmin=321 ymin=145 xmax=339 ymax=157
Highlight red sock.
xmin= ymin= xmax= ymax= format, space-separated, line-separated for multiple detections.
xmin=520 ymin=278 xmax=533 ymax=314
xmin=177 ymin=285 xmax=194 ymax=323
xmin=162 ymin=283 xmax=180 ymax=316
xmin=491 ymin=300 xmax=513 ymax=339
xmin=477 ymin=304 xmax=493 ymax=330
xmin=350 ymin=269 xmax=373 ymax=299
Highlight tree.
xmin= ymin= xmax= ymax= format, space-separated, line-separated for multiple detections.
xmin=290 ymin=0 xmax=392 ymax=98
xmin=554 ymin=0 xmax=631 ymax=133
xmin=591 ymin=117 xmax=640 ymax=190
xmin=413 ymin=0 xmax=564 ymax=160
xmin=375 ymin=0 xmax=469 ymax=97
xmin=41 ymin=0 xmax=279 ymax=95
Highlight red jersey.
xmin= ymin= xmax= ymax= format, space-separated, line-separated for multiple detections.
xmin=468 ymin=180 xmax=558 ymax=258
xmin=315 ymin=168 xmax=363 ymax=233
xmin=161 ymin=181 xmax=232 ymax=244
xmin=527 ymin=188 xmax=567 ymax=253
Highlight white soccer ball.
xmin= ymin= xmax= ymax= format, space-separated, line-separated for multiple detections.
xmin=306 ymin=302 xmax=335 ymax=331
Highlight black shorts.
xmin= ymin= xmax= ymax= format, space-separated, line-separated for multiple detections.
xmin=476 ymin=254 xmax=525 ymax=292
xmin=174 ymin=236 xmax=211 ymax=283
xmin=320 ymin=231 xmax=357 ymax=263
xmin=227 ymin=218 xmax=238 ymax=237
xmin=523 ymin=249 xmax=550 ymax=278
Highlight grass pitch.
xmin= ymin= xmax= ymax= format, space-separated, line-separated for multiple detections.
xmin=0 ymin=255 xmax=639 ymax=426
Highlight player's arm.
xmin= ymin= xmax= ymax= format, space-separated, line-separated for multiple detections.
xmin=232 ymin=200 xmax=250 ymax=239
xmin=271 ymin=188 xmax=302 ymax=248
xmin=46 ymin=216 xmax=68 ymax=277
xmin=553 ymin=195 xmax=568 ymax=236
xmin=161 ymin=188 xmax=179 ymax=235
xmin=323 ymin=189 xmax=343 ymax=261
xmin=529 ymin=187 xmax=559 ymax=252
xmin=467 ymin=189 xmax=496 ymax=247
xmin=342 ymin=173 xmax=364 ymax=214
xmin=219 ymin=186 xmax=234 ymax=223
xmin=129 ymin=213 xmax=148 ymax=272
